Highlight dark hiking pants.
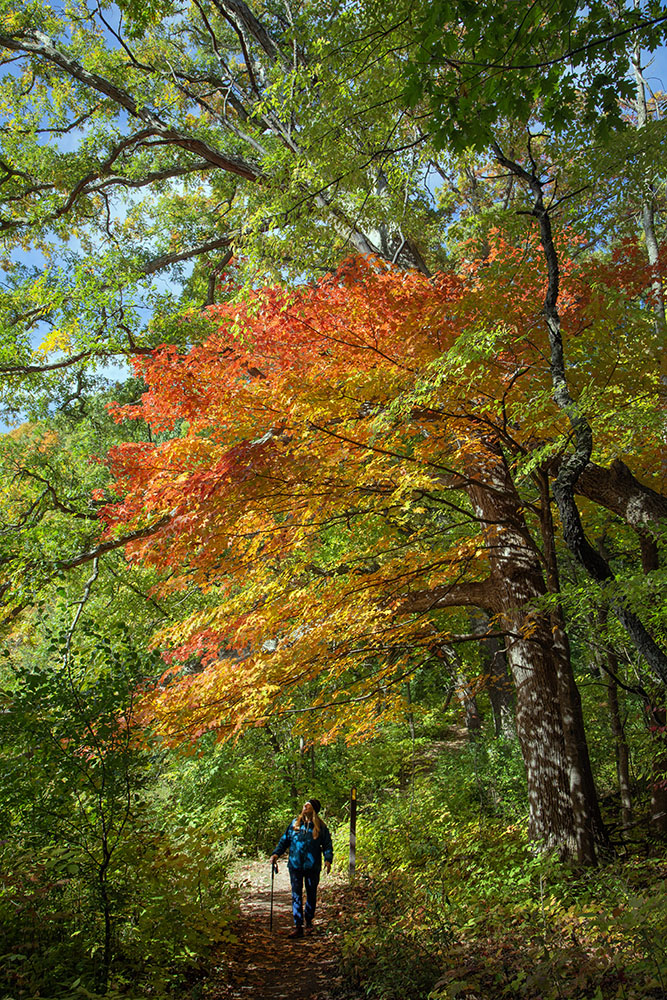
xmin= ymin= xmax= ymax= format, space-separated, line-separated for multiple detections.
xmin=289 ymin=867 xmax=319 ymax=927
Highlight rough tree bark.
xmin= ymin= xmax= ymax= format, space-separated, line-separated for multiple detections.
xmin=537 ymin=470 xmax=610 ymax=859
xmin=403 ymin=432 xmax=606 ymax=860
xmin=465 ymin=435 xmax=607 ymax=861
xmin=493 ymin=144 xmax=667 ymax=686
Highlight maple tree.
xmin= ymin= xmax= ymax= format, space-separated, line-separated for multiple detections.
xmin=408 ymin=0 xmax=667 ymax=149
xmin=2 ymin=3 xmax=664 ymax=650
xmin=1 ymin=3 xmax=667 ymax=995
xmin=98 ymin=235 xmax=664 ymax=859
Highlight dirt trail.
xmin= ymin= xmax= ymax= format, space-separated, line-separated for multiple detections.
xmin=211 ymin=860 xmax=358 ymax=1000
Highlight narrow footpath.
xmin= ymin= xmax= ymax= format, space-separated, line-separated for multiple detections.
xmin=210 ymin=860 xmax=359 ymax=1000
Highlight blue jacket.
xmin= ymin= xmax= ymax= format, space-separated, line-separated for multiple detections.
xmin=273 ymin=818 xmax=333 ymax=873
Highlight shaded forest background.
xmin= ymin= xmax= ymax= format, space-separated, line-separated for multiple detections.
xmin=1 ymin=2 xmax=666 ymax=998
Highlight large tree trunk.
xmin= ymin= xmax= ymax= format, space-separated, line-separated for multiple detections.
xmin=537 ymin=472 xmax=611 ymax=860
xmin=551 ymin=619 xmax=611 ymax=859
xmin=403 ymin=433 xmax=609 ymax=860
xmin=466 ymin=434 xmax=605 ymax=861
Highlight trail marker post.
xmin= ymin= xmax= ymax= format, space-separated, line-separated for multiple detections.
xmin=349 ymin=786 xmax=357 ymax=878
xmin=269 ymin=860 xmax=278 ymax=931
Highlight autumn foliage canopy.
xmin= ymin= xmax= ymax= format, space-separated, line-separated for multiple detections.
xmin=101 ymin=238 xmax=663 ymax=741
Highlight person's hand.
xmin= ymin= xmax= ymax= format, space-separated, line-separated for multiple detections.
xmin=270 ymin=854 xmax=279 ymax=869
xmin=324 ymin=861 xmax=331 ymax=874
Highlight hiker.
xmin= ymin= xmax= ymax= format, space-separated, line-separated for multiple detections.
xmin=270 ymin=797 xmax=333 ymax=939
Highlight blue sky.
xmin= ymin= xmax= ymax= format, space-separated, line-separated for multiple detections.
xmin=2 ymin=7 xmax=666 ymax=433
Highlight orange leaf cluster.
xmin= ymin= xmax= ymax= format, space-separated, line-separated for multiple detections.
xmin=100 ymin=243 xmax=662 ymax=742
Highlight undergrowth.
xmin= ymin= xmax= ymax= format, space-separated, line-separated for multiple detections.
xmin=334 ymin=797 xmax=667 ymax=1000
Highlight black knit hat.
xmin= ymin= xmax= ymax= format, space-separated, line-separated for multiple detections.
xmin=307 ymin=798 xmax=322 ymax=814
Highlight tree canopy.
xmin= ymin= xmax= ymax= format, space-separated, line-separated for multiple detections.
xmin=98 ymin=242 xmax=664 ymax=739
xmin=1 ymin=14 xmax=667 ymax=998
xmin=407 ymin=0 xmax=667 ymax=147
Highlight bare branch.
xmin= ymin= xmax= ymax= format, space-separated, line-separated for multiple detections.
xmin=58 ymin=515 xmax=173 ymax=571
xmin=0 ymin=350 xmax=96 ymax=375
xmin=397 ymin=578 xmax=497 ymax=614
xmin=141 ymin=233 xmax=236 ymax=275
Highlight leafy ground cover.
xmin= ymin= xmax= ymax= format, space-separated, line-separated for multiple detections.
xmin=335 ymin=815 xmax=667 ymax=1000
xmin=3 ymin=706 xmax=665 ymax=1000
xmin=192 ymin=831 xmax=667 ymax=1000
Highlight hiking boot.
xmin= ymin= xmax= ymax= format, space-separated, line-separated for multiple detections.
xmin=305 ymin=921 xmax=313 ymax=934
xmin=288 ymin=926 xmax=304 ymax=939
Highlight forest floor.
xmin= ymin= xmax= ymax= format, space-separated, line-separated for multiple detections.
xmin=206 ymin=859 xmax=362 ymax=1000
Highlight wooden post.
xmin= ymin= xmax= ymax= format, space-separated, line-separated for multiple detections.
xmin=349 ymin=786 xmax=357 ymax=878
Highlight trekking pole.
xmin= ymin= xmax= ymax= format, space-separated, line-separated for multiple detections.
xmin=269 ymin=860 xmax=278 ymax=931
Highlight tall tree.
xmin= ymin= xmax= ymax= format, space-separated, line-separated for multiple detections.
xmin=0 ymin=0 xmax=434 ymax=420
xmin=406 ymin=0 xmax=667 ymax=677
xmin=95 ymin=246 xmax=663 ymax=857
xmin=2 ymin=0 xmax=666 ymax=863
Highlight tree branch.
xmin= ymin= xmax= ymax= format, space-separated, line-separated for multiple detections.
xmin=210 ymin=0 xmax=290 ymax=69
xmin=0 ymin=29 xmax=262 ymax=181
xmin=567 ymin=458 xmax=667 ymax=530
xmin=14 ymin=467 xmax=98 ymax=520
xmin=397 ymin=578 xmax=497 ymax=614
xmin=57 ymin=515 xmax=173 ymax=571
xmin=0 ymin=350 xmax=96 ymax=375
xmin=493 ymin=142 xmax=667 ymax=684
xmin=141 ymin=234 xmax=236 ymax=275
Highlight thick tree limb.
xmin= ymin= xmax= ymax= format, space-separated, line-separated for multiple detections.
xmin=493 ymin=143 xmax=667 ymax=684
xmin=1 ymin=159 xmax=229 ymax=234
xmin=57 ymin=515 xmax=173 ymax=571
xmin=141 ymin=234 xmax=236 ymax=275
xmin=571 ymin=458 xmax=667 ymax=529
xmin=59 ymin=160 xmax=216 ymax=210
xmin=0 ymin=350 xmax=95 ymax=375
xmin=397 ymin=578 xmax=497 ymax=614
xmin=0 ymin=29 xmax=262 ymax=181
xmin=0 ymin=339 xmax=157 ymax=375
xmin=0 ymin=25 xmax=414 ymax=266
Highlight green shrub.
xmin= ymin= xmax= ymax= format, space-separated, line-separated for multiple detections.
xmin=335 ymin=782 xmax=667 ymax=1000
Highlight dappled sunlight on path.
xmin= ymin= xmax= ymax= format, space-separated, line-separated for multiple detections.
xmin=211 ymin=860 xmax=356 ymax=1000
